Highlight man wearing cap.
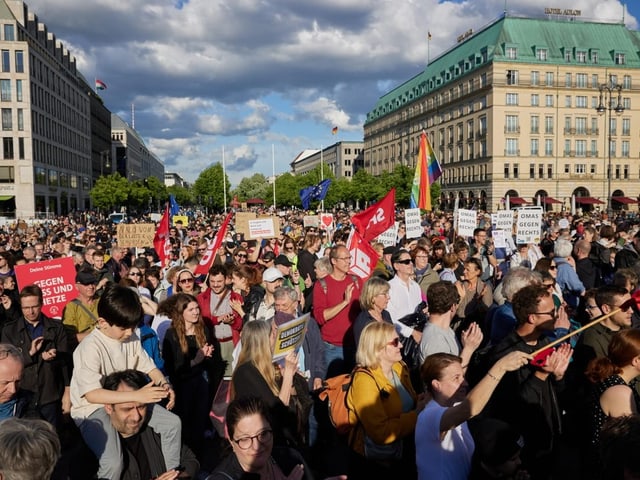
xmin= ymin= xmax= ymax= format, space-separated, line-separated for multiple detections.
xmin=1 ymin=285 xmax=71 ymax=428
xmin=275 ymin=254 xmax=304 ymax=301
xmin=62 ymin=268 xmax=99 ymax=345
xmin=246 ymin=267 xmax=284 ymax=322
xmin=372 ymin=244 xmax=396 ymax=280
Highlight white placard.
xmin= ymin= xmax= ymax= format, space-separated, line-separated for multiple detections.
xmin=404 ymin=208 xmax=423 ymax=239
xmin=248 ymin=218 xmax=275 ymax=239
xmin=495 ymin=211 xmax=514 ymax=232
xmin=516 ymin=207 xmax=544 ymax=244
xmin=492 ymin=230 xmax=507 ymax=249
xmin=377 ymin=221 xmax=399 ymax=247
xmin=456 ymin=209 xmax=477 ymax=238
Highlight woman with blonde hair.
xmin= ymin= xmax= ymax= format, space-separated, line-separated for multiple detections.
xmin=232 ymin=320 xmax=299 ymax=446
xmin=346 ymin=321 xmax=426 ymax=478
xmin=353 ymin=276 xmax=393 ymax=347
xmin=163 ymin=293 xmax=220 ymax=458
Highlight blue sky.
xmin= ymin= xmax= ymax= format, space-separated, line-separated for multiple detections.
xmin=20 ymin=0 xmax=639 ymax=186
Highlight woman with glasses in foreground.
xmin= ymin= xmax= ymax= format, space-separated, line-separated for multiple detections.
xmin=346 ymin=321 xmax=426 ymax=479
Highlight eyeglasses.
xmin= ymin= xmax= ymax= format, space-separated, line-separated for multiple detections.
xmin=129 ymin=272 xmax=142 ymax=277
xmin=395 ymin=259 xmax=413 ymax=265
xmin=533 ymin=309 xmax=557 ymax=319
xmin=549 ymin=266 xmax=557 ymax=270
xmin=585 ymin=304 xmax=600 ymax=311
xmin=336 ymin=256 xmax=351 ymax=261
xmin=179 ymin=277 xmax=195 ymax=284
xmin=543 ymin=282 xmax=555 ymax=288
xmin=235 ymin=254 xmax=247 ymax=258
xmin=233 ymin=429 xmax=273 ymax=450
xmin=387 ymin=337 xmax=402 ymax=348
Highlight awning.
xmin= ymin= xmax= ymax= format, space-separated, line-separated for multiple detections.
xmin=575 ymin=197 xmax=605 ymax=205
xmin=0 ymin=195 xmax=14 ymax=201
xmin=506 ymin=197 xmax=530 ymax=205
xmin=539 ymin=197 xmax=563 ymax=205
xmin=611 ymin=196 xmax=638 ymax=205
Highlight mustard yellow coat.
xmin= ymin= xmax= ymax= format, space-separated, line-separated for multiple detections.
xmin=346 ymin=361 xmax=417 ymax=456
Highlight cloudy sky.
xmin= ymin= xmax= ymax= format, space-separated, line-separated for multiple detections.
xmin=22 ymin=0 xmax=639 ymax=186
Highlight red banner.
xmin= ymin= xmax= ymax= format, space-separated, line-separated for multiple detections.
xmin=194 ymin=212 xmax=234 ymax=276
xmin=350 ymin=189 xmax=396 ymax=243
xmin=346 ymin=229 xmax=379 ymax=280
xmin=153 ymin=206 xmax=172 ymax=267
xmin=15 ymin=257 xmax=79 ymax=318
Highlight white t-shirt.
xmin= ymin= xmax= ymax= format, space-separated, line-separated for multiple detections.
xmin=387 ymin=275 xmax=423 ymax=338
xmin=416 ymin=400 xmax=474 ymax=480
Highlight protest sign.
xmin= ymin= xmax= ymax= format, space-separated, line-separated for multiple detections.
xmin=248 ymin=218 xmax=275 ymax=239
xmin=492 ymin=230 xmax=507 ymax=249
xmin=15 ymin=257 xmax=78 ymax=318
xmin=404 ymin=208 xmax=423 ymax=239
xmin=172 ymin=215 xmax=189 ymax=227
xmin=516 ymin=207 xmax=544 ymax=244
xmin=495 ymin=211 xmax=515 ymax=232
xmin=456 ymin=209 xmax=477 ymax=238
xmin=272 ymin=314 xmax=309 ymax=363
xmin=320 ymin=213 xmax=334 ymax=230
xmin=303 ymin=215 xmax=320 ymax=228
xmin=377 ymin=222 xmax=398 ymax=247
xmin=116 ymin=223 xmax=155 ymax=248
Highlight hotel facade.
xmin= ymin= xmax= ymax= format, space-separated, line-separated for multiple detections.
xmin=363 ymin=13 xmax=640 ymax=212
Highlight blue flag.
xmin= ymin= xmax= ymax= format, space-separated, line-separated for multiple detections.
xmin=299 ymin=179 xmax=332 ymax=210
xmin=300 ymin=186 xmax=315 ymax=210
xmin=169 ymin=195 xmax=180 ymax=216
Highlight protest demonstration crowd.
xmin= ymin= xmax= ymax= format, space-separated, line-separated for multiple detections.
xmin=4 ymin=191 xmax=640 ymax=480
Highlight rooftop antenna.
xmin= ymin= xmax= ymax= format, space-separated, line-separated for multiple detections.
xmin=131 ymin=103 xmax=135 ymax=130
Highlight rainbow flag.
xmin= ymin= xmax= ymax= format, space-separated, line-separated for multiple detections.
xmin=95 ymin=79 xmax=107 ymax=91
xmin=410 ymin=131 xmax=441 ymax=210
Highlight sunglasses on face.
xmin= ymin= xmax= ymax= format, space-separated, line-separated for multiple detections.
xmin=387 ymin=337 xmax=402 ymax=347
xmin=129 ymin=272 xmax=141 ymax=277
xmin=179 ymin=277 xmax=194 ymax=284
xmin=235 ymin=254 xmax=247 ymax=258
xmin=395 ymin=259 xmax=413 ymax=265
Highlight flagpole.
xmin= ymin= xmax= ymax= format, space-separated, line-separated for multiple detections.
xmin=222 ymin=146 xmax=227 ymax=213
xmin=272 ymin=144 xmax=276 ymax=210
xmin=320 ymin=144 xmax=324 ymax=212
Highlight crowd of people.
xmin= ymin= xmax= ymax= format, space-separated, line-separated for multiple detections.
xmin=1 ymin=207 xmax=640 ymax=479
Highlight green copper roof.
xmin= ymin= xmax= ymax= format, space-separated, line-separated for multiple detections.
xmin=366 ymin=14 xmax=640 ymax=125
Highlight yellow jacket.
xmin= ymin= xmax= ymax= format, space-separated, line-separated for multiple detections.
xmin=346 ymin=361 xmax=417 ymax=455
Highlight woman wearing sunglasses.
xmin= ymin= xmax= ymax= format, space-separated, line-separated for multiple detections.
xmin=127 ymin=267 xmax=152 ymax=299
xmin=175 ymin=268 xmax=201 ymax=296
xmin=346 ymin=322 xmax=426 ymax=479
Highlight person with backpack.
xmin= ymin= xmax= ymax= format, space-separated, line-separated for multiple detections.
xmin=346 ymin=322 xmax=427 ymax=479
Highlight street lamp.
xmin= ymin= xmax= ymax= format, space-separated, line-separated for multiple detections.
xmin=100 ymin=150 xmax=111 ymax=176
xmin=595 ymin=75 xmax=624 ymax=216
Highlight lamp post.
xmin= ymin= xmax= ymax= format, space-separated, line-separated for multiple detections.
xmin=100 ymin=150 xmax=111 ymax=176
xmin=595 ymin=75 xmax=624 ymax=217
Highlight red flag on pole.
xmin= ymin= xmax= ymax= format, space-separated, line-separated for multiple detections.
xmin=346 ymin=229 xmax=379 ymax=280
xmin=153 ymin=206 xmax=171 ymax=267
xmin=350 ymin=188 xmax=396 ymax=243
xmin=194 ymin=212 xmax=233 ymax=276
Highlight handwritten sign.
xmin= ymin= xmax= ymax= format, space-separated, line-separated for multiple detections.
xmin=15 ymin=257 xmax=78 ymax=319
xmin=272 ymin=314 xmax=309 ymax=363
xmin=516 ymin=207 xmax=544 ymax=244
xmin=248 ymin=218 xmax=275 ymax=239
xmin=456 ymin=209 xmax=477 ymax=238
xmin=495 ymin=211 xmax=515 ymax=232
xmin=404 ymin=208 xmax=423 ymax=239
xmin=377 ymin=222 xmax=399 ymax=247
xmin=116 ymin=223 xmax=155 ymax=248
xmin=303 ymin=215 xmax=320 ymax=228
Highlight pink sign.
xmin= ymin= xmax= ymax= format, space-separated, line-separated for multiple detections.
xmin=15 ymin=257 xmax=79 ymax=318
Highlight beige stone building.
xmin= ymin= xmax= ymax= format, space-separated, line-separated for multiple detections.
xmin=364 ymin=14 xmax=640 ymax=213
xmin=291 ymin=141 xmax=364 ymax=180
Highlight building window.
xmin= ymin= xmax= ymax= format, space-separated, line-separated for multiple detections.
xmin=14 ymin=51 xmax=23 ymax=73
xmin=505 ymin=115 xmax=519 ymax=133
xmin=1 ymin=50 xmax=9 ymax=72
xmin=545 ymin=116 xmax=554 ymax=134
xmin=48 ymin=170 xmax=58 ymax=186
xmin=18 ymin=137 xmax=23 ymax=159
xmin=0 ymin=79 xmax=10 ymax=101
xmin=3 ymin=25 xmax=13 ymax=41
xmin=70 ymin=175 xmax=78 ymax=188
xmin=623 ymin=75 xmax=632 ymax=89
xmin=564 ymin=117 xmax=571 ymax=133
xmin=2 ymin=137 xmax=12 ymax=159
xmin=591 ymin=164 xmax=597 ymax=175
xmin=565 ymin=96 xmax=571 ymax=108
xmin=531 ymin=71 xmax=539 ymax=85
xmin=576 ymin=74 xmax=587 ymax=88
xmin=34 ymin=167 xmax=46 ymax=185
xmin=547 ymin=164 xmax=553 ymax=179
xmin=591 ymin=140 xmax=598 ymax=157
xmin=576 ymin=51 xmax=587 ymax=63
xmin=536 ymin=49 xmax=547 ymax=61
xmin=591 ymin=74 xmax=598 ymax=88
xmin=564 ymin=140 xmax=571 ymax=156
xmin=623 ymin=118 xmax=630 ymax=136
xmin=575 ymin=164 xmax=586 ymax=174
xmin=576 ymin=117 xmax=586 ymax=134
xmin=506 ymin=46 xmax=517 ymax=59
xmin=610 ymin=140 xmax=616 ymax=157
xmin=531 ymin=115 xmax=539 ymax=133
xmin=615 ymin=53 xmax=626 ymax=65
xmin=513 ymin=164 xmax=519 ymax=179
xmin=623 ymin=97 xmax=631 ymax=110
xmin=16 ymin=108 xmax=22 ymax=131
xmin=545 ymin=72 xmax=554 ymax=86
xmin=531 ymin=94 xmax=539 ymax=106
xmin=0 ymin=166 xmax=14 ymax=183
xmin=576 ymin=96 xmax=587 ymax=108
xmin=504 ymin=164 xmax=509 ymax=179
xmin=622 ymin=140 xmax=630 ymax=157
xmin=545 ymin=139 xmax=554 ymax=156
xmin=624 ymin=165 xmax=629 ymax=179
xmin=610 ymin=118 xmax=617 ymax=135
xmin=545 ymin=95 xmax=553 ymax=107
xmin=506 ymin=93 xmax=518 ymax=105
xmin=565 ymin=50 xmax=572 ymax=62
xmin=565 ymin=73 xmax=572 ymax=87
xmin=564 ymin=164 xmax=570 ymax=174
xmin=1 ymin=108 xmax=10 ymax=130
xmin=530 ymin=163 xmax=535 ymax=179
xmin=505 ymin=138 xmax=518 ymax=156
xmin=591 ymin=51 xmax=599 ymax=64
xmin=531 ymin=138 xmax=539 ymax=155
xmin=16 ymin=79 xmax=21 ymax=101
xmin=506 ymin=70 xmax=518 ymax=85
xmin=576 ymin=140 xmax=586 ymax=157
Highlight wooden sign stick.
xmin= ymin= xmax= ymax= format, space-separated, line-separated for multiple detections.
xmin=530 ymin=306 xmax=626 ymax=358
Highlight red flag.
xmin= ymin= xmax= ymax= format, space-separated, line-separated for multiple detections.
xmin=346 ymin=230 xmax=379 ymax=280
xmin=350 ymin=188 xmax=396 ymax=243
xmin=153 ymin=206 xmax=171 ymax=267
xmin=194 ymin=212 xmax=233 ymax=276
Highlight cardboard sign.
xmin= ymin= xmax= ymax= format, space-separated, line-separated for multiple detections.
xmin=404 ymin=208 xmax=423 ymax=239
xmin=495 ymin=211 xmax=515 ymax=232
xmin=272 ymin=314 xmax=309 ymax=363
xmin=303 ymin=215 xmax=321 ymax=228
xmin=456 ymin=209 xmax=477 ymax=238
xmin=15 ymin=257 xmax=79 ymax=319
xmin=516 ymin=207 xmax=544 ymax=244
xmin=320 ymin=213 xmax=334 ymax=230
xmin=247 ymin=218 xmax=275 ymax=239
xmin=116 ymin=223 xmax=155 ymax=248
xmin=377 ymin=222 xmax=399 ymax=247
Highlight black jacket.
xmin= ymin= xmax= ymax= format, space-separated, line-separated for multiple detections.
xmin=207 ymin=446 xmax=310 ymax=480
xmin=0 ymin=315 xmax=71 ymax=406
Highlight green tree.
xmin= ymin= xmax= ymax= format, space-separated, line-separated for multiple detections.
xmin=274 ymin=173 xmax=302 ymax=208
xmin=90 ymin=173 xmax=130 ymax=212
xmin=167 ymin=185 xmax=193 ymax=207
xmin=232 ymin=173 xmax=271 ymax=202
xmin=193 ymin=163 xmax=230 ymax=211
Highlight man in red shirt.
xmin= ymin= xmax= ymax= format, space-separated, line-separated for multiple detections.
xmin=313 ymin=245 xmax=362 ymax=376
